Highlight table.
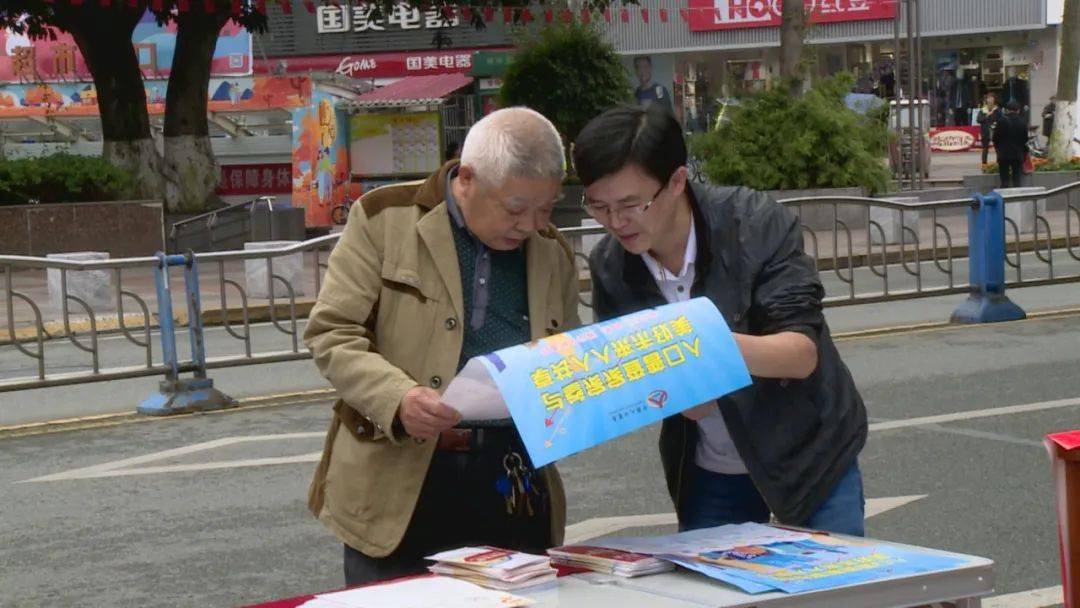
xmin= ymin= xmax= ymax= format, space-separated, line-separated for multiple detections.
xmin=244 ymin=538 xmax=994 ymax=608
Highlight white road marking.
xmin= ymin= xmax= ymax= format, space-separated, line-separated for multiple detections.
xmin=563 ymin=495 xmax=928 ymax=544
xmin=21 ymin=432 xmax=324 ymax=482
xmin=564 ymin=513 xmax=678 ymax=544
xmin=983 ymin=585 xmax=1063 ymax=608
xmin=863 ymin=494 xmax=927 ymax=518
xmin=869 ymin=396 xmax=1080 ymax=432
xmin=22 ymin=396 xmax=1080 ymax=482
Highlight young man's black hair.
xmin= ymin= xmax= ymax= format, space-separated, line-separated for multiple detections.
xmin=572 ymin=104 xmax=685 ymax=187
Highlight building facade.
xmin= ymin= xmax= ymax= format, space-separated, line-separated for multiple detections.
xmin=598 ymin=0 xmax=1058 ymax=132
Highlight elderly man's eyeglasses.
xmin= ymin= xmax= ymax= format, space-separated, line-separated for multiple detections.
xmin=581 ymin=185 xmax=665 ymax=223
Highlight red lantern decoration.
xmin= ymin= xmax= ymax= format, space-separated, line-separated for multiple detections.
xmin=641 ymin=8 xmax=649 ymax=22
xmin=679 ymin=8 xmax=690 ymax=22
xmin=620 ymin=8 xmax=629 ymax=22
xmin=178 ymin=0 xmax=191 ymax=11
xmin=520 ymin=8 xmax=533 ymax=24
xmin=560 ymin=8 xmax=572 ymax=23
xmin=256 ymin=0 xmax=266 ymax=13
xmin=603 ymin=8 xmax=612 ymax=22
xmin=580 ymin=8 xmax=591 ymax=24
xmin=482 ymin=6 xmax=495 ymax=22
xmin=303 ymin=0 xmax=315 ymax=13
xmin=204 ymin=0 xmax=215 ymax=12
xmin=502 ymin=6 xmax=512 ymax=22
xmin=543 ymin=8 xmax=552 ymax=23
xmin=659 ymin=8 xmax=669 ymax=22
xmin=460 ymin=6 xmax=473 ymax=22
xmin=279 ymin=0 xmax=291 ymax=14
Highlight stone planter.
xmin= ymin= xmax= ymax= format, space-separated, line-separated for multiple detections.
xmin=46 ymin=252 xmax=114 ymax=314
xmin=998 ymin=187 xmax=1048 ymax=234
xmin=769 ymin=187 xmax=868 ymax=232
xmin=963 ymin=171 xmax=1080 ymax=211
xmin=244 ymin=241 xmax=307 ymax=300
xmin=0 ymin=200 xmax=164 ymax=258
xmin=870 ymin=197 xmax=921 ymax=246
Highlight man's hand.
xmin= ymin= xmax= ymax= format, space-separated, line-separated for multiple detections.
xmin=682 ymin=401 xmax=717 ymax=422
xmin=397 ymin=386 xmax=461 ymax=440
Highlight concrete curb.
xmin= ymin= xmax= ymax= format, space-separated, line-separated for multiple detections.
xmin=1 ymin=301 xmax=317 ymax=347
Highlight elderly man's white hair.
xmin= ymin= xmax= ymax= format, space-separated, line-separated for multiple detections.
xmin=459 ymin=107 xmax=565 ymax=187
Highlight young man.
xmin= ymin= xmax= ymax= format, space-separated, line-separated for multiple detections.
xmin=633 ymin=56 xmax=674 ymax=115
xmin=572 ymin=105 xmax=868 ymax=536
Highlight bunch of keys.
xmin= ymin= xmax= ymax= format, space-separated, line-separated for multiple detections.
xmin=495 ymin=451 xmax=541 ymax=517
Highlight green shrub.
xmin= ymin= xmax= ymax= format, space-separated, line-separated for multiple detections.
xmin=499 ymin=22 xmax=630 ymax=148
xmin=0 ymin=153 xmax=135 ymax=204
xmin=689 ymin=74 xmax=891 ymax=194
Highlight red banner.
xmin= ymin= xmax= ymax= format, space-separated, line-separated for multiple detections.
xmin=216 ymin=163 xmax=292 ymax=196
xmin=688 ymin=0 xmax=895 ymax=32
xmin=254 ymin=47 xmax=510 ymax=79
xmin=929 ymin=126 xmax=982 ymax=152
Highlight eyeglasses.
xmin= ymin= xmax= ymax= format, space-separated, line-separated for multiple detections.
xmin=581 ymin=185 xmax=665 ymax=223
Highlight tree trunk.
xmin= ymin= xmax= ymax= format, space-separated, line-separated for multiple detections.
xmin=1051 ymin=0 xmax=1080 ymax=163
xmin=162 ymin=10 xmax=230 ymax=213
xmin=52 ymin=4 xmax=163 ymax=198
xmin=779 ymin=0 xmax=808 ymax=92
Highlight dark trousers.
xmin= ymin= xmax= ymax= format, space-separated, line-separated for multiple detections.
xmin=981 ymin=140 xmax=992 ymax=164
xmin=999 ymin=158 xmax=1023 ymax=188
xmin=343 ymin=430 xmax=551 ymax=586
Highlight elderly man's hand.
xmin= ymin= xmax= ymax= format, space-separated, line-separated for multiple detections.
xmin=397 ymin=386 xmax=461 ymax=440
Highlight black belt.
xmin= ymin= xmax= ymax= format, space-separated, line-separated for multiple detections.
xmin=435 ymin=426 xmax=519 ymax=453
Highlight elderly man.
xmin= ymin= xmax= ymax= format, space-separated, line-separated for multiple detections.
xmin=305 ymin=107 xmax=580 ymax=585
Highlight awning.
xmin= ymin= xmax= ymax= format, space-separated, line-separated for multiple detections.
xmin=350 ymin=73 xmax=473 ymax=109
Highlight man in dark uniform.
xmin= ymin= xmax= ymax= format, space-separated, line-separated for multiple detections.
xmin=634 ymin=56 xmax=674 ymax=114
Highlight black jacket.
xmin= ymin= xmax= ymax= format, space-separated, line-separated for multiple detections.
xmin=993 ymin=112 xmax=1028 ymax=161
xmin=977 ymin=106 xmax=1003 ymax=142
xmin=1042 ymin=103 xmax=1056 ymax=138
xmin=589 ymin=183 xmax=867 ymax=525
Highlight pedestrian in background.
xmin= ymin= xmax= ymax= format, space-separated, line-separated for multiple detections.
xmin=976 ymin=92 xmax=1002 ymax=166
xmin=993 ymin=101 xmax=1029 ymax=188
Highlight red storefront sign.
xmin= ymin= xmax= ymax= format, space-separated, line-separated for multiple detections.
xmin=929 ymin=126 xmax=982 ymax=152
xmin=217 ymin=163 xmax=293 ymax=196
xmin=688 ymin=0 xmax=895 ymax=32
xmin=254 ymin=47 xmax=510 ymax=79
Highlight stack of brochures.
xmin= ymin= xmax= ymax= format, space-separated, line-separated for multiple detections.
xmin=547 ymin=545 xmax=674 ymax=577
xmin=425 ymin=547 xmax=557 ymax=591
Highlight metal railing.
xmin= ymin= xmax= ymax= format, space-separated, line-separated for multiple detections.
xmin=168 ymin=196 xmax=279 ymax=253
xmin=561 ymin=182 xmax=1080 ymax=307
xmin=2 ymin=182 xmax=1079 ymax=402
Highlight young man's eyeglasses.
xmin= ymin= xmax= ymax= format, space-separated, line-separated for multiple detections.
xmin=581 ymin=185 xmax=665 ymax=223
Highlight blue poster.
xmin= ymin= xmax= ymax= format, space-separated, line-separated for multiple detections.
xmin=678 ymin=540 xmax=969 ymax=594
xmin=477 ymin=297 xmax=751 ymax=467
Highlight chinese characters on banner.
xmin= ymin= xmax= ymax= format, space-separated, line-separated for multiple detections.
xmin=254 ymin=50 xmax=487 ymax=79
xmin=472 ymin=298 xmax=751 ymax=467
xmin=688 ymin=0 xmax=895 ymax=32
xmin=216 ymin=163 xmax=293 ymax=196
xmin=317 ymin=2 xmax=459 ymax=34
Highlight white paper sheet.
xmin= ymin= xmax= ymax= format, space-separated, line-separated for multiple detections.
xmin=299 ymin=576 xmax=533 ymax=608
xmin=439 ymin=357 xmax=510 ymax=421
xmin=589 ymin=523 xmax=812 ymax=558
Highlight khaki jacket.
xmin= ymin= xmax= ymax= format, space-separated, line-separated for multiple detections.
xmin=305 ymin=162 xmax=581 ymax=557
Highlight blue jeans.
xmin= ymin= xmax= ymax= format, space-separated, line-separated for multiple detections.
xmin=679 ymin=461 xmax=865 ymax=536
